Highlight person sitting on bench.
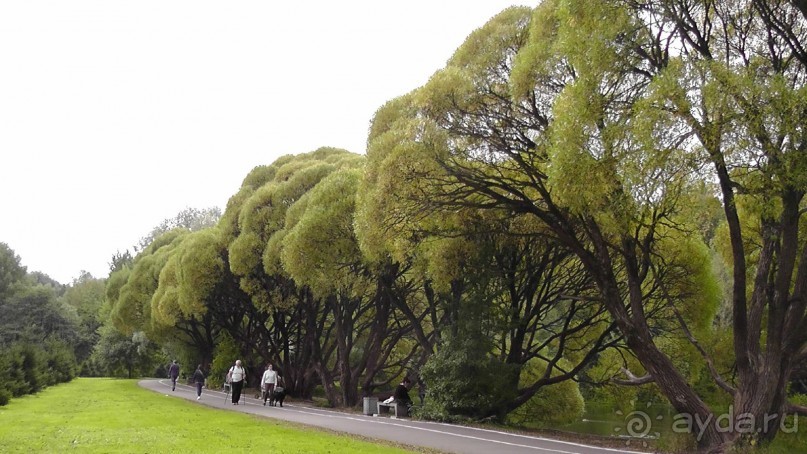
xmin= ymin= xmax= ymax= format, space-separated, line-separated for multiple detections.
xmin=393 ymin=377 xmax=413 ymax=413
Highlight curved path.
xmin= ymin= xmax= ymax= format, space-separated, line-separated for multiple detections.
xmin=139 ymin=379 xmax=647 ymax=454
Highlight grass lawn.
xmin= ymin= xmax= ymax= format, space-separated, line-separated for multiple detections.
xmin=0 ymin=378 xmax=418 ymax=453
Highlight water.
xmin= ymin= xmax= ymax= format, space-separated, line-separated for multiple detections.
xmin=563 ymin=402 xmax=676 ymax=440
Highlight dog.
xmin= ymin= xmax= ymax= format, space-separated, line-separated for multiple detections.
xmin=257 ymin=386 xmax=286 ymax=406
xmin=271 ymin=386 xmax=286 ymax=407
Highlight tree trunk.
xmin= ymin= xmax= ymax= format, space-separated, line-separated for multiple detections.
xmin=590 ymin=230 xmax=733 ymax=450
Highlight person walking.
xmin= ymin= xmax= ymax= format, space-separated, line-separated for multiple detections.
xmin=228 ymin=360 xmax=247 ymax=405
xmin=260 ymin=363 xmax=278 ymax=406
xmin=168 ymin=360 xmax=180 ymax=391
xmin=192 ymin=364 xmax=205 ymax=400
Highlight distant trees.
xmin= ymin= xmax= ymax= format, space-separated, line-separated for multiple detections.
xmin=136 ymin=206 xmax=221 ymax=252
xmin=0 ymin=243 xmax=78 ymax=405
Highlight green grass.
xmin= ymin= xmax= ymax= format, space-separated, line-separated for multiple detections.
xmin=0 ymin=378 xmax=416 ymax=453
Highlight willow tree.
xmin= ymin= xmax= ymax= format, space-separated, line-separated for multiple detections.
xmin=105 ymin=209 xmax=233 ymax=375
xmin=620 ymin=0 xmax=807 ymax=449
xmin=150 ymin=227 xmax=248 ymax=366
xmin=106 ymin=230 xmax=186 ymax=337
xmin=366 ymin=2 xmax=733 ymax=448
xmin=224 ymin=147 xmax=364 ymax=396
xmin=279 ymin=167 xmax=421 ymax=406
xmin=359 ymin=7 xmax=628 ymax=422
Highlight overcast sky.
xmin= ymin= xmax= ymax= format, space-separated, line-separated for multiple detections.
xmin=0 ymin=1 xmax=534 ymax=284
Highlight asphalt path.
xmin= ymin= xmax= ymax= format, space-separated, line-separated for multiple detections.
xmin=139 ymin=379 xmax=648 ymax=454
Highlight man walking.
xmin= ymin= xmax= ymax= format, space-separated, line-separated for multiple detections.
xmin=168 ymin=360 xmax=180 ymax=391
xmin=192 ymin=364 xmax=205 ymax=400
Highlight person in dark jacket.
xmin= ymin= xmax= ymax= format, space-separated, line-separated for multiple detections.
xmin=394 ymin=377 xmax=413 ymax=412
xmin=168 ymin=360 xmax=180 ymax=391
xmin=192 ymin=364 xmax=205 ymax=400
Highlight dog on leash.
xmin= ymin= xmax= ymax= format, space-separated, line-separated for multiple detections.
xmin=271 ymin=386 xmax=286 ymax=407
xmin=257 ymin=386 xmax=286 ymax=406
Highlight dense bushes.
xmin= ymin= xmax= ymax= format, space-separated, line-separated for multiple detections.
xmin=0 ymin=341 xmax=77 ymax=405
xmin=419 ymin=333 xmax=518 ymax=422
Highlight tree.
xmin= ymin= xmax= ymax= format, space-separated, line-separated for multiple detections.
xmin=135 ymin=206 xmax=221 ymax=252
xmin=0 ymin=244 xmax=79 ymax=401
xmin=363 ymin=2 xmax=735 ymax=448
xmin=151 ymin=227 xmax=247 ymax=369
xmin=282 ymin=168 xmax=421 ymax=405
xmin=0 ymin=242 xmax=26 ymax=299
xmin=91 ymin=325 xmax=159 ymax=378
xmin=626 ymin=0 xmax=807 ymax=448
xmin=60 ymin=272 xmax=106 ymax=365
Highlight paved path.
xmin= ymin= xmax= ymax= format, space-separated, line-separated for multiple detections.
xmin=139 ymin=379 xmax=648 ymax=454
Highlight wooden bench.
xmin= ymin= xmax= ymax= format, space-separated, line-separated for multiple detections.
xmin=377 ymin=401 xmax=408 ymax=417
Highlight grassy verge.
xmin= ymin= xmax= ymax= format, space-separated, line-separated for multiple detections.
xmin=0 ymin=378 xmax=416 ymax=453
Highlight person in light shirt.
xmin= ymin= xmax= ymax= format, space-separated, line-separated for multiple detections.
xmin=261 ymin=363 xmax=278 ymax=406
xmin=228 ymin=360 xmax=247 ymax=405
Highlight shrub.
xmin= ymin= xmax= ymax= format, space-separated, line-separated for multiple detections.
xmin=208 ymin=333 xmax=239 ymax=389
xmin=507 ymin=358 xmax=585 ymax=427
xmin=45 ymin=340 xmax=78 ymax=385
xmin=0 ymin=340 xmax=78 ymax=404
xmin=420 ymin=332 xmax=518 ymax=421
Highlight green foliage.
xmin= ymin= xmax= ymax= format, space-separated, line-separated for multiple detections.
xmin=0 ymin=259 xmax=80 ymax=349
xmin=60 ymin=272 xmax=106 ymax=366
xmin=208 ymin=333 xmax=239 ymax=389
xmin=0 ymin=244 xmax=79 ymax=402
xmin=420 ymin=331 xmax=518 ymax=421
xmin=109 ymin=230 xmax=186 ymax=336
xmin=42 ymin=339 xmax=78 ymax=385
xmin=90 ymin=325 xmax=161 ymax=379
xmin=136 ymin=206 xmax=221 ymax=252
xmin=0 ymin=340 xmax=77 ymax=405
xmin=225 ymin=147 xmax=358 ymax=306
xmin=76 ymin=6 xmax=807 ymax=453
xmin=507 ymin=358 xmax=585 ymax=427
xmin=151 ymin=228 xmax=226 ymax=328
xmin=582 ymin=349 xmax=641 ymax=412
xmin=0 ymin=242 xmax=27 ymax=298
xmin=282 ymin=169 xmax=365 ymax=297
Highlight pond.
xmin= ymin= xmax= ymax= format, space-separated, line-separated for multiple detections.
xmin=561 ymin=401 xmax=677 ymax=441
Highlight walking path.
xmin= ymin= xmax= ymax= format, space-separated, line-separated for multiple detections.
xmin=139 ymin=379 xmax=648 ymax=454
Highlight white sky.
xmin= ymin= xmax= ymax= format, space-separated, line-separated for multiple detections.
xmin=0 ymin=1 xmax=534 ymax=285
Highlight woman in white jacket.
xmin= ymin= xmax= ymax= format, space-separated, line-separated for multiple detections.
xmin=260 ymin=363 xmax=278 ymax=406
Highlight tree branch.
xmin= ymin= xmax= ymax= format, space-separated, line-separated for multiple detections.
xmin=672 ymin=307 xmax=737 ymax=396
xmin=786 ymin=401 xmax=807 ymax=417
xmin=611 ymin=367 xmax=655 ymax=386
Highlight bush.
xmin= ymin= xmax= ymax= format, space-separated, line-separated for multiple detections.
xmin=420 ymin=332 xmax=518 ymax=421
xmin=0 ymin=340 xmax=78 ymax=404
xmin=507 ymin=358 xmax=585 ymax=427
xmin=79 ymin=357 xmax=104 ymax=377
xmin=208 ymin=333 xmax=239 ymax=389
xmin=44 ymin=341 xmax=78 ymax=385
